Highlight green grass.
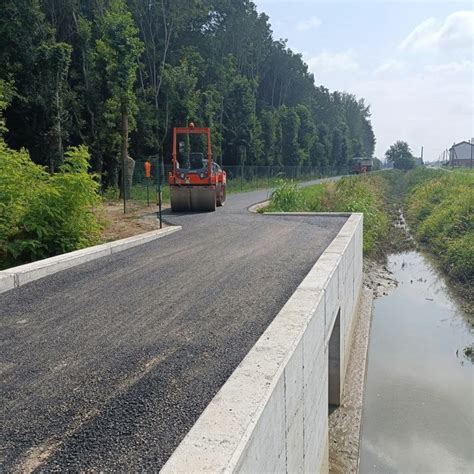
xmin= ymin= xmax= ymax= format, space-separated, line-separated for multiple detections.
xmin=130 ymin=183 xmax=170 ymax=203
xmin=264 ymin=178 xmax=308 ymax=211
xmin=226 ymin=176 xmax=284 ymax=194
xmin=405 ymin=169 xmax=473 ymax=283
xmin=104 ymin=184 xmax=171 ymax=204
xmin=266 ymin=175 xmax=391 ymax=255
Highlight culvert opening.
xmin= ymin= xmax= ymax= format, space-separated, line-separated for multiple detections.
xmin=328 ymin=308 xmax=341 ymax=413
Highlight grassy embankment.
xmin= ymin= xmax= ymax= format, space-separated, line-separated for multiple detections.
xmin=405 ymin=169 xmax=473 ymax=285
xmin=265 ymin=173 xmax=393 ymax=256
xmin=265 ymin=169 xmax=474 ymax=293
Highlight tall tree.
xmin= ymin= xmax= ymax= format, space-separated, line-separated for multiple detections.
xmin=38 ymin=42 xmax=72 ymax=171
xmin=385 ymin=141 xmax=415 ymax=170
xmin=95 ymin=0 xmax=143 ymax=188
xmin=0 ymin=0 xmax=71 ymax=169
xmin=0 ymin=0 xmax=377 ymax=181
xmin=280 ymin=106 xmax=300 ymax=168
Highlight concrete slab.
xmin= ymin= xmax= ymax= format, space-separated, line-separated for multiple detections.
xmin=14 ymin=244 xmax=112 ymax=287
xmin=234 ymin=376 xmax=286 ymax=473
xmin=286 ymin=407 xmax=304 ymax=473
xmin=285 ymin=340 xmax=304 ymax=423
xmin=0 ymin=272 xmax=15 ymax=294
xmin=1 ymin=226 xmax=181 ymax=292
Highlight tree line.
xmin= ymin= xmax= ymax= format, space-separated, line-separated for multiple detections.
xmin=1 ymin=0 xmax=376 ymax=187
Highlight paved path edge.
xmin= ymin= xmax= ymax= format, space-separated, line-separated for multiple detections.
xmin=0 ymin=226 xmax=181 ymax=294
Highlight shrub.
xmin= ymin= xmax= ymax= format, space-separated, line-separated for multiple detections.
xmin=0 ymin=143 xmax=102 ymax=268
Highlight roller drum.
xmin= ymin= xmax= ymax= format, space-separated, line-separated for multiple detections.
xmin=170 ymin=186 xmax=216 ymax=212
xmin=190 ymin=186 xmax=216 ymax=212
xmin=170 ymin=186 xmax=191 ymax=212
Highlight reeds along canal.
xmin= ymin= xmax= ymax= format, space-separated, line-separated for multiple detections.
xmin=359 ymin=250 xmax=473 ymax=473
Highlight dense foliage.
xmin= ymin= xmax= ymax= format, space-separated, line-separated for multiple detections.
xmin=1 ymin=0 xmax=375 ymax=187
xmin=0 ymin=143 xmax=102 ymax=268
xmin=0 ymin=79 xmax=101 ymax=268
xmin=406 ymin=169 xmax=473 ymax=283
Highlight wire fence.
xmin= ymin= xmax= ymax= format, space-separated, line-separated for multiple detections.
xmin=121 ymin=159 xmax=340 ymax=207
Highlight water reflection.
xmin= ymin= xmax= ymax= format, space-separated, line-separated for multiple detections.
xmin=359 ymin=251 xmax=473 ymax=473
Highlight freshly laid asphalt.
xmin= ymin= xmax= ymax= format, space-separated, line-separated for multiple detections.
xmin=0 ymin=186 xmax=346 ymax=471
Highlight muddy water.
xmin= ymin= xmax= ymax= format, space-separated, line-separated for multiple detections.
xmin=359 ymin=251 xmax=473 ymax=473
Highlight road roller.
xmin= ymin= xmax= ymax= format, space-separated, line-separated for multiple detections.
xmin=168 ymin=123 xmax=226 ymax=212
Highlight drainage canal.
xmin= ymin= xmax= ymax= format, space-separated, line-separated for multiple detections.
xmin=359 ymin=250 xmax=473 ymax=472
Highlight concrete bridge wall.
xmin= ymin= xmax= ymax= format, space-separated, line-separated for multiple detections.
xmin=162 ymin=213 xmax=363 ymax=473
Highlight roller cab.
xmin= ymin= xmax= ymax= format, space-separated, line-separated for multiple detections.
xmin=168 ymin=124 xmax=226 ymax=212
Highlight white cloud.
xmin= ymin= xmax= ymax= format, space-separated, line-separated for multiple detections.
xmin=424 ymin=60 xmax=474 ymax=74
xmin=307 ymin=51 xmax=359 ymax=75
xmin=400 ymin=10 xmax=474 ymax=52
xmin=296 ymin=16 xmax=321 ymax=32
xmin=352 ymin=67 xmax=473 ymax=159
xmin=374 ymin=59 xmax=406 ymax=75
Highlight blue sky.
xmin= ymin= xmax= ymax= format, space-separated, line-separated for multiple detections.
xmin=254 ymin=0 xmax=474 ymax=160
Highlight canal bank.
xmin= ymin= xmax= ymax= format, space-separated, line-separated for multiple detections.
xmin=359 ymin=250 xmax=473 ymax=473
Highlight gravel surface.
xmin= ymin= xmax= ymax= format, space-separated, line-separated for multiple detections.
xmin=1 ymin=187 xmax=346 ymax=471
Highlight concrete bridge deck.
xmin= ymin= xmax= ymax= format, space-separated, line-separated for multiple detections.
xmin=0 ymin=189 xmax=346 ymax=471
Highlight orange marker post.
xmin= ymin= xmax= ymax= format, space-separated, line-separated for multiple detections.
xmin=144 ymin=161 xmax=152 ymax=206
xmin=144 ymin=160 xmax=151 ymax=178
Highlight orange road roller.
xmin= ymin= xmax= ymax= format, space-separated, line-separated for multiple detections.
xmin=168 ymin=123 xmax=226 ymax=212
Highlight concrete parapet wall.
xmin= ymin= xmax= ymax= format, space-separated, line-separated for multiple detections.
xmin=162 ymin=213 xmax=363 ymax=473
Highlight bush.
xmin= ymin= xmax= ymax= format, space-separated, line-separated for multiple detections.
xmin=267 ymin=178 xmax=306 ymax=212
xmin=0 ymin=143 xmax=102 ymax=268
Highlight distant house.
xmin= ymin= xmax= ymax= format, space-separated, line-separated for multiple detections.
xmin=449 ymin=141 xmax=473 ymax=168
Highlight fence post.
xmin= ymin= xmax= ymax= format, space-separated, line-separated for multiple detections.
xmin=157 ymin=159 xmax=163 ymax=229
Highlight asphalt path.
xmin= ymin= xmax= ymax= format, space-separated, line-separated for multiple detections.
xmin=0 ymin=185 xmax=346 ymax=471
